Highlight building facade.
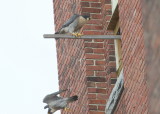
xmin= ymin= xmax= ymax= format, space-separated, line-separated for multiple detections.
xmin=52 ymin=0 xmax=160 ymax=113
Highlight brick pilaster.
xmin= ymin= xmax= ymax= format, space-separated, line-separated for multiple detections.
xmin=81 ymin=0 xmax=114 ymax=114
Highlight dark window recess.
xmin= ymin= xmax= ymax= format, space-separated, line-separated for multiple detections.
xmin=111 ymin=78 xmax=117 ymax=84
xmin=117 ymin=28 xmax=121 ymax=35
xmin=109 ymin=56 xmax=116 ymax=61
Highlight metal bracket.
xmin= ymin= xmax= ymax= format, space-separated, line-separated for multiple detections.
xmin=43 ymin=34 xmax=121 ymax=39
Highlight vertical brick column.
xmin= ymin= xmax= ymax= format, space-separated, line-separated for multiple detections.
xmin=85 ymin=39 xmax=107 ymax=114
xmin=101 ymin=0 xmax=116 ymax=97
xmin=101 ymin=0 xmax=112 ymax=34
xmin=104 ymin=40 xmax=117 ymax=96
xmin=81 ymin=0 xmax=114 ymax=114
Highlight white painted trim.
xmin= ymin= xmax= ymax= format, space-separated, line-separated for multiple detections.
xmin=111 ymin=0 xmax=118 ymax=14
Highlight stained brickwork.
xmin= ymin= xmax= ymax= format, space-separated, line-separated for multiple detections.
xmin=114 ymin=0 xmax=149 ymax=113
xmin=143 ymin=0 xmax=160 ymax=113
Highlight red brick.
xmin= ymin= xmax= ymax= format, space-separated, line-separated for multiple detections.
xmin=81 ymin=0 xmax=100 ymax=2
xmin=96 ymin=83 xmax=107 ymax=88
xmin=104 ymin=4 xmax=112 ymax=9
xmin=84 ymin=39 xmax=92 ymax=42
xmin=82 ymin=8 xmax=101 ymax=13
xmin=108 ymin=51 xmax=115 ymax=55
xmin=104 ymin=10 xmax=112 ymax=15
xmin=85 ymin=48 xmax=93 ymax=53
xmin=86 ymin=54 xmax=104 ymax=59
xmin=86 ymin=66 xmax=104 ymax=71
xmin=91 ymin=3 xmax=101 ymax=7
xmin=88 ymin=88 xmax=107 ymax=94
xmin=108 ymin=45 xmax=115 ymax=50
xmin=88 ymin=94 xmax=96 ymax=99
xmin=95 ymin=60 xmax=105 ymax=65
xmin=83 ymin=25 xmax=103 ymax=30
xmin=105 ymin=15 xmax=111 ymax=20
xmin=86 ymin=71 xmax=94 ymax=76
xmin=109 ymin=72 xmax=117 ymax=78
xmin=108 ymin=62 xmax=116 ymax=66
xmin=89 ymin=105 xmax=97 ymax=110
xmin=97 ymin=94 xmax=108 ymax=99
xmin=89 ymin=111 xmax=105 ymax=114
xmin=85 ymin=43 xmax=104 ymax=48
xmin=93 ymin=49 xmax=105 ymax=54
xmin=107 ymin=39 xmax=114 ymax=44
xmin=105 ymin=0 xmax=111 ymax=4
xmin=81 ymin=2 xmax=90 ymax=7
xmin=91 ymin=14 xmax=102 ymax=19
xmin=96 ymin=71 xmax=106 ymax=76
xmin=87 ymin=19 xmax=102 ymax=24
xmin=94 ymin=39 xmax=105 ymax=42
xmin=89 ymin=99 xmax=106 ymax=104
xmin=98 ymin=106 xmax=106 ymax=111
xmin=87 ymin=82 xmax=96 ymax=87
xmin=83 ymin=31 xmax=104 ymax=35
xmin=86 ymin=60 xmax=94 ymax=65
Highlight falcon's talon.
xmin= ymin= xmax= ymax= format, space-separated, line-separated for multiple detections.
xmin=64 ymin=107 xmax=70 ymax=111
xmin=77 ymin=33 xmax=83 ymax=38
xmin=71 ymin=33 xmax=78 ymax=37
xmin=72 ymin=33 xmax=83 ymax=38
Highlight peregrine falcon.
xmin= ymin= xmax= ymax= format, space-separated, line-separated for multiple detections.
xmin=55 ymin=14 xmax=90 ymax=37
xmin=43 ymin=89 xmax=78 ymax=114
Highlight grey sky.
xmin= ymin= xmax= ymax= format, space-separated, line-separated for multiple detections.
xmin=0 ymin=0 xmax=60 ymax=114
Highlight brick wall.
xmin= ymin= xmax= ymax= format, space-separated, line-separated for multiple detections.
xmin=143 ymin=0 xmax=160 ymax=113
xmin=53 ymin=0 xmax=89 ymax=113
xmin=113 ymin=0 xmax=149 ymax=113
xmin=52 ymin=0 xmax=153 ymax=114
xmin=53 ymin=0 xmax=116 ymax=114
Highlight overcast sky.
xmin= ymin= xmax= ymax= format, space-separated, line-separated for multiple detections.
xmin=0 ymin=0 xmax=60 ymax=114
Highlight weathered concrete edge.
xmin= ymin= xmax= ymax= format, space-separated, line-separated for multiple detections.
xmin=105 ymin=70 xmax=124 ymax=114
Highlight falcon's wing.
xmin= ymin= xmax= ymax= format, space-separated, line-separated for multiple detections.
xmin=62 ymin=14 xmax=80 ymax=28
xmin=43 ymin=89 xmax=67 ymax=103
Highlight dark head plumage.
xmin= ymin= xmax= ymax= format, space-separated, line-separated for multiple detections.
xmin=81 ymin=15 xmax=90 ymax=20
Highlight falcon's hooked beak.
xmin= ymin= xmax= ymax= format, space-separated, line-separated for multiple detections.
xmin=87 ymin=17 xmax=91 ymax=20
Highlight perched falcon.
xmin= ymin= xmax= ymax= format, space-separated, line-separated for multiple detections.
xmin=43 ymin=89 xmax=78 ymax=114
xmin=55 ymin=14 xmax=90 ymax=37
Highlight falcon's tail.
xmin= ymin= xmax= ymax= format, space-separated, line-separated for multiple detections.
xmin=68 ymin=95 xmax=78 ymax=102
xmin=44 ymin=105 xmax=49 ymax=109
